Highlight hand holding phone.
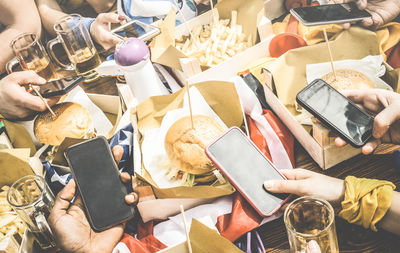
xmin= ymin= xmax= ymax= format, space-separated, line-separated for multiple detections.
xmin=296 ymin=79 xmax=374 ymax=147
xmin=65 ymin=137 xmax=135 ymax=232
xmin=206 ymin=127 xmax=290 ymax=217
xmin=290 ymin=3 xmax=371 ymax=26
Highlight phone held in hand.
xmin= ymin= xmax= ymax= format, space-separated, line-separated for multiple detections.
xmin=111 ymin=20 xmax=160 ymax=42
xmin=32 ymin=76 xmax=83 ymax=98
xmin=206 ymin=127 xmax=290 ymax=217
xmin=290 ymin=3 xmax=371 ymax=26
xmin=64 ymin=136 xmax=134 ymax=232
xmin=296 ymin=79 xmax=374 ymax=148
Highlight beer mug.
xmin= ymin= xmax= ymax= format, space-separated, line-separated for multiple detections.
xmin=7 ymin=175 xmax=56 ymax=249
xmin=7 ymin=33 xmax=57 ymax=81
xmin=284 ymin=196 xmax=339 ymax=253
xmin=48 ymin=14 xmax=101 ymax=82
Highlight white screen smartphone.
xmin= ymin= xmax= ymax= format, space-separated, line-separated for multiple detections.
xmin=290 ymin=3 xmax=371 ymax=26
xmin=111 ymin=20 xmax=160 ymax=41
xmin=206 ymin=127 xmax=290 ymax=217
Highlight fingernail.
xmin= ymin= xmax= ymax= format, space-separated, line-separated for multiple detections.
xmin=38 ymin=77 xmax=46 ymax=83
xmin=307 ymin=240 xmax=319 ymax=250
xmin=126 ymin=194 xmax=135 ymax=202
xmin=264 ymin=180 xmax=274 ymax=190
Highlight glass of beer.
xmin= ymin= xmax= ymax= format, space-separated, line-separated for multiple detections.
xmin=7 ymin=175 xmax=56 ymax=249
xmin=48 ymin=14 xmax=101 ymax=82
xmin=284 ymin=196 xmax=339 ymax=253
xmin=8 ymin=33 xmax=57 ymax=81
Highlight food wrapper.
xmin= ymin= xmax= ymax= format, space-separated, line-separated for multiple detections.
xmin=264 ymin=26 xmax=381 ymax=114
xmin=0 ymin=149 xmax=33 ymax=188
xmin=136 ymin=81 xmax=243 ymax=199
xmin=150 ymin=0 xmax=263 ymax=71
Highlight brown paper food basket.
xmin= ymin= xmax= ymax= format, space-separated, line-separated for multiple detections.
xmin=136 ymin=81 xmax=244 ymax=199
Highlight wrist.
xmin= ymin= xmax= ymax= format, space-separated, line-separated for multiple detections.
xmin=83 ymin=17 xmax=95 ymax=36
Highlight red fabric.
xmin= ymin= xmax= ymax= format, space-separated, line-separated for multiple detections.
xmin=215 ymin=109 xmax=295 ymax=242
xmin=137 ymin=220 xmax=154 ymax=240
xmin=386 ymin=42 xmax=400 ymax=69
xmin=119 ymin=234 xmax=167 ymax=253
xmin=246 ymin=110 xmax=295 ymax=167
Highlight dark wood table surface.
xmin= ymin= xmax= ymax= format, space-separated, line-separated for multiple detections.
xmin=83 ymin=75 xmax=400 ymax=252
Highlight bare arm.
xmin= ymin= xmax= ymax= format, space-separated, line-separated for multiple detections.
xmin=0 ymin=0 xmax=42 ymax=74
xmin=378 ymin=191 xmax=400 ymax=236
xmin=36 ymin=0 xmax=67 ymax=37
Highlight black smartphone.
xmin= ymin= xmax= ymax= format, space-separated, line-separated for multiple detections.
xmin=296 ymin=79 xmax=374 ymax=147
xmin=206 ymin=127 xmax=290 ymax=217
xmin=65 ymin=136 xmax=134 ymax=232
xmin=290 ymin=3 xmax=371 ymax=26
xmin=111 ymin=20 xmax=160 ymax=41
xmin=33 ymin=76 xmax=83 ymax=98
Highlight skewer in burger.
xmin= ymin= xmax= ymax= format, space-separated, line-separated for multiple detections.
xmin=321 ymin=69 xmax=375 ymax=90
xmin=164 ymin=115 xmax=224 ymax=186
xmin=34 ymin=102 xmax=96 ymax=146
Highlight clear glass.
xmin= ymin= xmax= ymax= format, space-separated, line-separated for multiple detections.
xmin=7 ymin=175 xmax=56 ymax=249
xmin=48 ymin=14 xmax=101 ymax=82
xmin=284 ymin=196 xmax=339 ymax=253
xmin=9 ymin=33 xmax=57 ymax=81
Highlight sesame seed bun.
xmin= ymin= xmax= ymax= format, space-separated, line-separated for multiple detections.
xmin=321 ymin=69 xmax=375 ymax=90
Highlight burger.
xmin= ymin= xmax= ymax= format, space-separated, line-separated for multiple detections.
xmin=164 ymin=115 xmax=224 ymax=186
xmin=34 ymin=102 xmax=95 ymax=146
xmin=321 ymin=69 xmax=375 ymax=90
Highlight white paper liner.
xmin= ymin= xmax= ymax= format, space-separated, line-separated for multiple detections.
xmin=141 ymin=87 xmax=228 ymax=188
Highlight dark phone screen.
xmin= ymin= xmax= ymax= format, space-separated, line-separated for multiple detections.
xmin=293 ymin=3 xmax=371 ymax=23
xmin=65 ymin=137 xmax=133 ymax=231
xmin=207 ymin=128 xmax=288 ymax=216
xmin=297 ymin=79 xmax=374 ymax=146
xmin=35 ymin=76 xmax=82 ymax=97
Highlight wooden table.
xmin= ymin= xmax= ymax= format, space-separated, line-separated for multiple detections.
xmin=84 ymin=76 xmax=400 ymax=252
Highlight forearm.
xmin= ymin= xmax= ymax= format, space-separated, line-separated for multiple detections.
xmin=36 ymin=0 xmax=67 ymax=36
xmin=378 ymin=191 xmax=400 ymax=236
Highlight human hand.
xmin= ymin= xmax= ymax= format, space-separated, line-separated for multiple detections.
xmin=331 ymin=0 xmax=400 ymax=28
xmin=0 ymin=71 xmax=59 ymax=120
xmin=90 ymin=13 xmax=125 ymax=50
xmin=335 ymin=89 xmax=400 ymax=154
xmin=305 ymin=240 xmax=321 ymax=253
xmin=264 ymin=169 xmax=345 ymax=206
xmin=48 ymin=145 xmax=138 ymax=253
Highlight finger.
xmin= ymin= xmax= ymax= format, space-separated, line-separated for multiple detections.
xmin=45 ymin=96 xmax=61 ymax=107
xmin=362 ymin=138 xmax=381 ymax=155
xmin=97 ymin=13 xmax=120 ymax=23
xmin=361 ymin=17 xmax=374 ymax=27
xmin=279 ymin=168 xmax=313 ymax=180
xmin=306 ymin=240 xmax=321 ymax=253
xmin=373 ymin=104 xmax=400 ymax=139
xmin=18 ymin=92 xmax=49 ymax=112
xmin=120 ymin=172 xmax=131 ymax=183
xmin=9 ymin=71 xmax=46 ymax=86
xmin=335 ymin=137 xmax=347 ymax=147
xmin=52 ymin=179 xmax=76 ymax=215
xmin=355 ymin=0 xmax=367 ymax=9
xmin=339 ymin=89 xmax=367 ymax=103
xmin=264 ymin=179 xmax=304 ymax=195
xmin=112 ymin=145 xmax=124 ymax=164
xmin=125 ymin=192 xmax=139 ymax=205
xmin=342 ymin=22 xmax=351 ymax=29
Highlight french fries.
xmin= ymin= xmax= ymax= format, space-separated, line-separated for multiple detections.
xmin=176 ymin=10 xmax=252 ymax=67
xmin=0 ymin=186 xmax=26 ymax=242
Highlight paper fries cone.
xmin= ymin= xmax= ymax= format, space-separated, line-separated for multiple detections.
xmin=0 ymin=149 xmax=34 ymax=188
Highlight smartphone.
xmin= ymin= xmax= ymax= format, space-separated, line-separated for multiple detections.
xmin=111 ymin=20 xmax=160 ymax=41
xmin=296 ymin=79 xmax=374 ymax=147
xmin=290 ymin=3 xmax=371 ymax=26
xmin=33 ymin=76 xmax=83 ymax=98
xmin=65 ymin=136 xmax=134 ymax=232
xmin=206 ymin=127 xmax=290 ymax=217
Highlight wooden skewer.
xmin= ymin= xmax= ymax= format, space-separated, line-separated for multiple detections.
xmin=180 ymin=205 xmax=193 ymax=253
xmin=173 ymin=0 xmax=196 ymax=40
xmin=323 ymin=28 xmax=337 ymax=81
xmin=209 ymin=0 xmax=218 ymax=24
xmin=30 ymin=85 xmax=56 ymax=117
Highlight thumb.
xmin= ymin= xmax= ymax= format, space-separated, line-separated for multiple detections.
xmin=9 ymin=71 xmax=46 ymax=86
xmin=264 ymin=179 xmax=302 ymax=195
xmin=52 ymin=179 xmax=76 ymax=216
xmin=373 ymin=103 xmax=400 ymax=139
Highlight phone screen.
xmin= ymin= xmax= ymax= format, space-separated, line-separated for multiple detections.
xmin=206 ymin=128 xmax=289 ymax=216
xmin=297 ymin=79 xmax=374 ymax=147
xmin=292 ymin=3 xmax=371 ymax=24
xmin=111 ymin=20 xmax=160 ymax=40
xmin=65 ymin=137 xmax=134 ymax=231
xmin=34 ymin=76 xmax=83 ymax=98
